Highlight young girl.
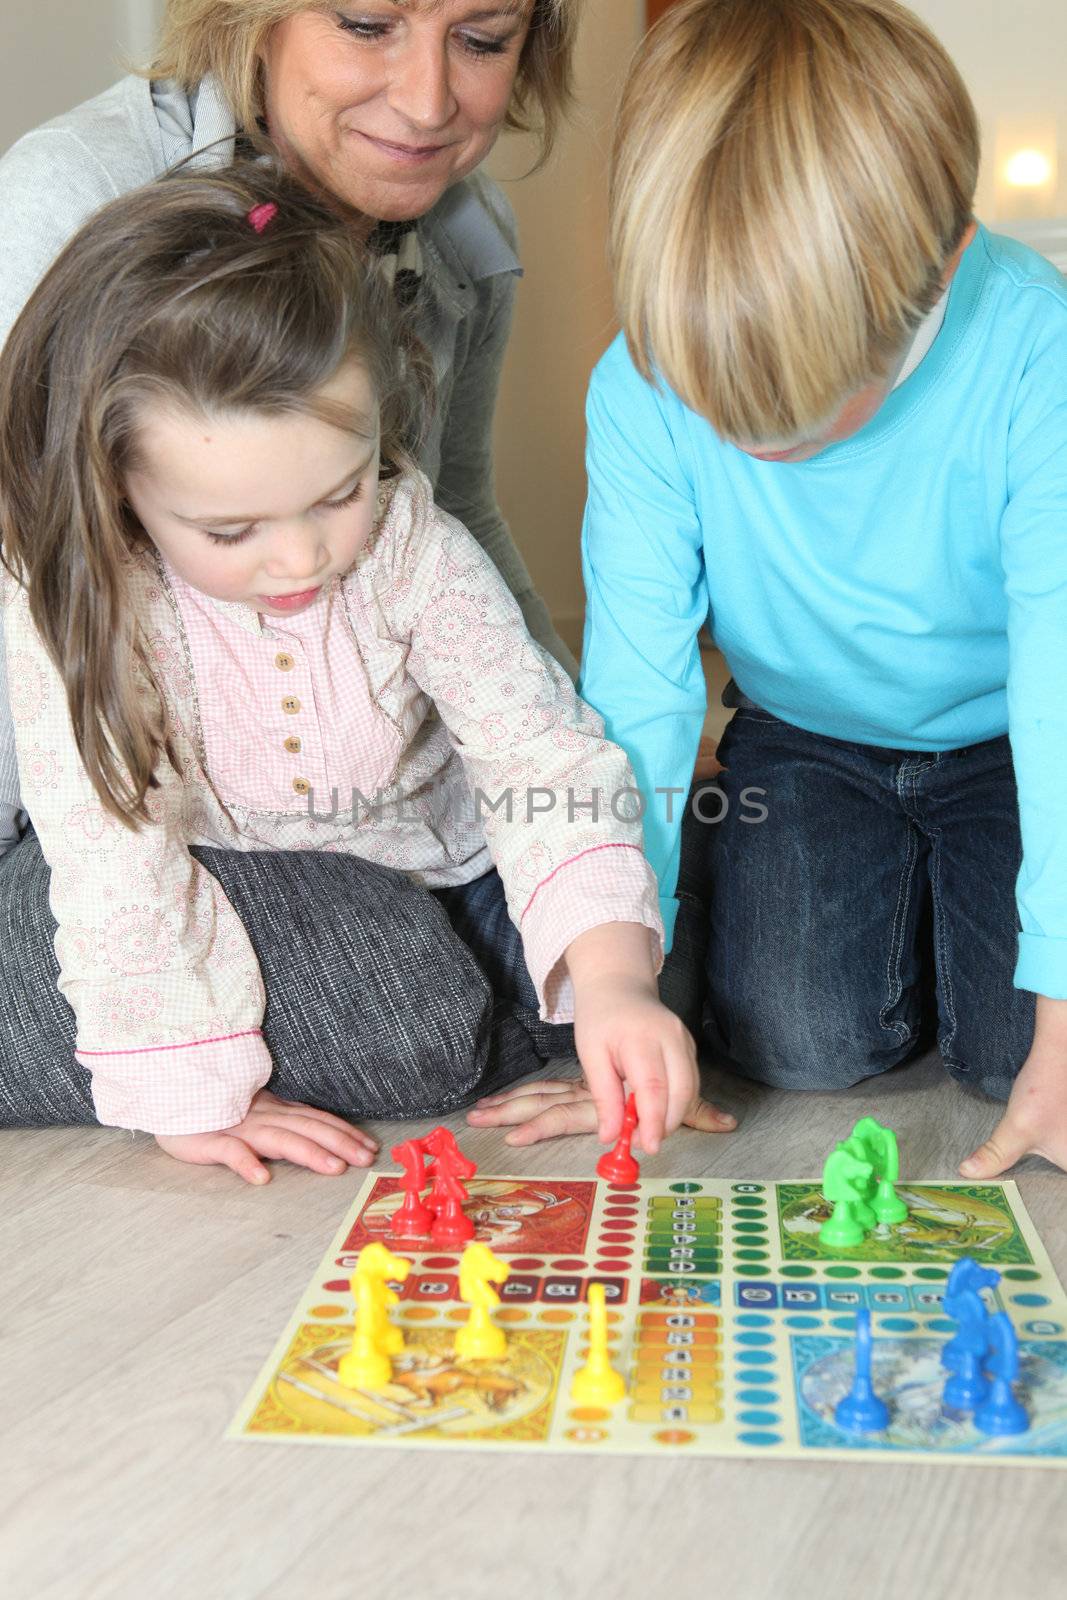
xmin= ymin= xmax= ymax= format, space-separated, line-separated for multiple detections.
xmin=0 ymin=164 xmax=730 ymax=1183
xmin=481 ymin=0 xmax=1067 ymax=1171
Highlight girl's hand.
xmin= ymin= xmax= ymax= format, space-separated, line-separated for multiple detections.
xmin=155 ymin=1088 xmax=379 ymax=1185
xmin=467 ymin=1074 xmax=735 ymax=1148
xmin=960 ymin=999 xmax=1067 ymax=1178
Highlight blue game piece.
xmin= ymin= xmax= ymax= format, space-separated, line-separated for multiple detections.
xmin=835 ymin=1308 xmax=889 ymax=1434
xmin=942 ymin=1257 xmax=998 ymax=1373
xmin=942 ymin=1348 xmax=989 ymax=1411
xmin=974 ymin=1312 xmax=1029 ymax=1437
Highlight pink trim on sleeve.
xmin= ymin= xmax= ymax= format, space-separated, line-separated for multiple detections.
xmin=520 ymin=842 xmax=645 ymax=922
xmin=77 ymin=1030 xmax=274 ymax=1137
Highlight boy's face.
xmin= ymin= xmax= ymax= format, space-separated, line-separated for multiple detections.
xmin=123 ymin=362 xmax=381 ymax=619
xmin=738 ymin=381 xmax=893 ymax=465
xmin=736 ymin=222 xmax=978 ymax=466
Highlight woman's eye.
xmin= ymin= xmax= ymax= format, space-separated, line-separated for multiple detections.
xmin=335 ymin=14 xmax=513 ymax=57
xmin=336 ymin=17 xmax=389 ymax=40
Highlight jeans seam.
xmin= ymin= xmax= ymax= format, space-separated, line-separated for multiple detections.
xmin=880 ymin=786 xmax=919 ymax=1047
xmin=929 ymin=828 xmax=961 ymax=1066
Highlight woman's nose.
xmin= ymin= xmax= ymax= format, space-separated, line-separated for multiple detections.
xmin=387 ymin=37 xmax=458 ymax=132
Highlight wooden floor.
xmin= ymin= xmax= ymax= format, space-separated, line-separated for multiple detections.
xmin=3 ymin=1055 xmax=1065 ymax=1600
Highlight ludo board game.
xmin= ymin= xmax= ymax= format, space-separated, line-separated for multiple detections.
xmin=230 ymin=1161 xmax=1067 ymax=1466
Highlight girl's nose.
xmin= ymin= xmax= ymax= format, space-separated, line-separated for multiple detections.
xmin=263 ymin=526 xmax=329 ymax=582
xmin=387 ymin=38 xmax=458 ymax=133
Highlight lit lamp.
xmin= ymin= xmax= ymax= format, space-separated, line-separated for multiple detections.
xmin=989 ymin=116 xmax=1066 ymax=272
xmin=992 ymin=118 xmax=1058 ymax=222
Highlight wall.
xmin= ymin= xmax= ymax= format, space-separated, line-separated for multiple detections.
xmin=0 ymin=2 xmax=164 ymax=152
xmin=488 ymin=0 xmax=643 ymax=657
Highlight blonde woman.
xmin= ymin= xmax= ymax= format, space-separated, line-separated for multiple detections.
xmin=0 ymin=2 xmax=599 ymax=1157
xmin=475 ymin=0 xmax=1067 ymax=1174
xmin=0 ymin=0 xmax=580 ymax=861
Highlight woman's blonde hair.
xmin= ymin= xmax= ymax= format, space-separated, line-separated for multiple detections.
xmin=151 ymin=0 xmax=580 ymax=163
xmin=0 ymin=164 xmax=431 ymax=827
xmin=611 ymin=0 xmax=980 ymax=444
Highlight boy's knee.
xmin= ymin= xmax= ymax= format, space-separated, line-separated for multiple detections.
xmin=703 ymin=987 xmax=915 ymax=1092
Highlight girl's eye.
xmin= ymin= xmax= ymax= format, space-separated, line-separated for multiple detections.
xmin=321 ymin=482 xmax=365 ymax=513
xmin=205 ymin=525 xmax=256 ymax=546
xmin=335 ymin=14 xmax=513 ymax=58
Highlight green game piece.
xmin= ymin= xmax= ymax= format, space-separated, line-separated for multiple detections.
xmin=852 ymin=1117 xmax=909 ymax=1225
xmin=819 ymin=1142 xmax=875 ymax=1247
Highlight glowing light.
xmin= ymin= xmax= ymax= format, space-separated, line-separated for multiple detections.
xmin=1004 ymin=149 xmax=1053 ymax=189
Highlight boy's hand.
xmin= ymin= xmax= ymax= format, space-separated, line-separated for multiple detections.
xmin=960 ymin=996 xmax=1067 ymax=1178
xmin=155 ymin=1088 xmax=379 ymax=1185
xmin=467 ymin=1074 xmax=734 ymax=1148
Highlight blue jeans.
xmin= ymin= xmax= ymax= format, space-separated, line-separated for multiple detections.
xmin=700 ymin=706 xmax=1035 ymax=1100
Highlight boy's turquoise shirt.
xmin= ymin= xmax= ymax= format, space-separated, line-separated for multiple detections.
xmin=579 ymin=226 xmax=1067 ymax=997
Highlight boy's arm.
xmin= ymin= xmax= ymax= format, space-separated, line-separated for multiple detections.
xmin=963 ymin=305 xmax=1067 ymax=1177
xmin=579 ymin=337 xmax=709 ymax=951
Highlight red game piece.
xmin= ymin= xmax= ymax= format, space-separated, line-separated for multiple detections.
xmin=596 ymin=1094 xmax=640 ymax=1183
xmin=422 ymin=1127 xmax=478 ymax=1244
xmin=389 ymin=1138 xmax=433 ymax=1238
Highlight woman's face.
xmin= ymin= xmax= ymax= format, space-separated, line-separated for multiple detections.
xmin=261 ymin=2 xmax=534 ymax=223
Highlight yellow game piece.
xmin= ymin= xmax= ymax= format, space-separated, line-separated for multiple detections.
xmin=570 ymin=1283 xmax=626 ymax=1406
xmin=454 ymin=1241 xmax=510 ymax=1361
xmin=337 ymin=1243 xmax=411 ymax=1391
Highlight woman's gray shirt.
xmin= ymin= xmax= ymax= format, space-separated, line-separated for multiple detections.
xmin=0 ymin=73 xmax=575 ymax=846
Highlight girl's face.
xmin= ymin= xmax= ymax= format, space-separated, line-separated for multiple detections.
xmin=261 ymin=2 xmax=534 ymax=224
xmin=124 ymin=363 xmax=381 ymax=619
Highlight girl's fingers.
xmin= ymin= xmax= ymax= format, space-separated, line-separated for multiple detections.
xmin=267 ymin=1099 xmax=379 ymax=1150
xmin=625 ymin=1043 xmax=670 ymax=1154
xmin=467 ymin=1086 xmax=591 ymax=1128
xmin=577 ymin=1043 xmax=626 ymax=1143
xmin=248 ymin=1125 xmax=349 ymax=1176
xmin=472 ymin=1079 xmax=584 ymax=1109
xmin=213 ymin=1134 xmax=272 ymax=1186
xmin=257 ymin=1112 xmax=374 ymax=1166
xmin=503 ymin=1097 xmax=600 ymax=1147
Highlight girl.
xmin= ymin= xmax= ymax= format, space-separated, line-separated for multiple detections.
xmin=0 ymin=163 xmax=729 ymax=1182
xmin=480 ymin=0 xmax=1067 ymax=1173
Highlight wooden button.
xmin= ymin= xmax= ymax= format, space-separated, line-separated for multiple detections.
xmin=292 ymin=777 xmax=311 ymax=796
xmin=282 ymin=696 xmax=301 ymax=714
xmin=283 ymin=736 xmax=302 ymax=754
xmin=275 ymin=652 xmax=295 ymax=672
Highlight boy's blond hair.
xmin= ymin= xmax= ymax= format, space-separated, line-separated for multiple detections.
xmin=151 ymin=0 xmax=579 ymax=164
xmin=611 ymin=0 xmax=980 ymax=445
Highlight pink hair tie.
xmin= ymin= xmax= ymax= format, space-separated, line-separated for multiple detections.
xmin=247 ymin=202 xmax=278 ymax=234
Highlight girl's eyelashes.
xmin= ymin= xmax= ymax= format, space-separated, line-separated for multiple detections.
xmin=201 ymin=481 xmax=366 ymax=546
xmin=334 ymin=14 xmax=513 ymax=57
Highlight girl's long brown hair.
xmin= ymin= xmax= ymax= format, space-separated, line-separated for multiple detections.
xmin=0 ymin=163 xmax=431 ymax=826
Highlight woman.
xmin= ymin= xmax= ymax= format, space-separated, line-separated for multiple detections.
xmin=0 ymin=0 xmax=591 ymax=1155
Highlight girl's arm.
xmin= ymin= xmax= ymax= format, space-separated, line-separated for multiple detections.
xmin=385 ymin=476 xmax=729 ymax=1149
xmin=2 ymin=572 xmax=272 ymax=1137
xmin=579 ymin=334 xmax=710 ymax=954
